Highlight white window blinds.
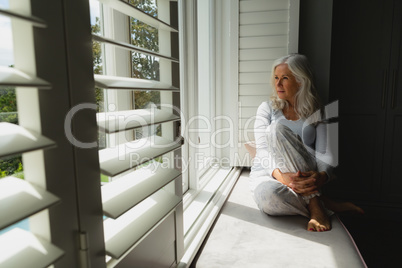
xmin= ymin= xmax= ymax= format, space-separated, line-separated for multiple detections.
xmin=0 ymin=3 xmax=63 ymax=267
xmin=91 ymin=0 xmax=183 ymax=262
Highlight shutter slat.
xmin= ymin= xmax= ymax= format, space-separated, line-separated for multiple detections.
xmin=239 ymin=95 xmax=271 ymax=106
xmin=239 ymin=118 xmax=257 ymax=130
xmin=239 ymin=36 xmax=288 ymax=49
xmin=239 ymin=60 xmax=274 ymax=72
xmin=0 ymin=177 xmax=60 ymax=230
xmin=239 ymin=72 xmax=271 ymax=84
xmin=240 ymin=10 xmax=289 ymax=25
xmin=0 ymin=123 xmax=56 ymax=158
xmin=239 ymin=107 xmax=260 ymax=119
xmin=94 ymin=74 xmax=179 ymax=91
xmin=240 ymin=23 xmax=289 ymax=37
xmin=102 ymin=166 xmax=181 ymax=218
xmin=239 ymin=0 xmax=289 ymax=13
xmin=239 ymin=47 xmax=287 ymax=61
xmin=239 ymin=84 xmax=272 ymax=96
xmin=99 ymin=136 xmax=182 ymax=177
xmin=92 ymin=35 xmax=179 ymax=63
xmin=0 ymin=228 xmax=64 ymax=267
xmin=97 ymin=109 xmax=180 ymax=133
xmin=103 ymin=178 xmax=181 ymax=259
xmin=0 ymin=66 xmax=51 ymax=89
xmin=0 ymin=9 xmax=47 ymax=28
xmin=98 ymin=0 xmax=178 ymax=33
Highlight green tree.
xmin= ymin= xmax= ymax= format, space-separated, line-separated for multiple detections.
xmin=0 ymin=88 xmax=18 ymax=124
xmin=92 ymin=17 xmax=104 ymax=113
xmin=91 ymin=16 xmax=106 ymax=149
xmin=130 ymin=0 xmax=161 ymax=137
xmin=0 ymin=157 xmax=23 ymax=179
xmin=92 ymin=17 xmax=103 ymax=76
xmin=130 ymin=0 xmax=160 ymax=110
xmin=0 ymin=66 xmax=23 ymax=178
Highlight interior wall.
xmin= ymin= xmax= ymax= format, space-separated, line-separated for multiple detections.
xmin=233 ymin=0 xmax=293 ymax=167
xmin=298 ymin=0 xmax=333 ymax=105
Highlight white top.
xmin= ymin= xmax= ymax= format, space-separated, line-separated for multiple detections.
xmin=250 ymin=101 xmax=334 ymax=180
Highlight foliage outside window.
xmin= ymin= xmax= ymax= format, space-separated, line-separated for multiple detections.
xmin=130 ymin=0 xmax=161 ymax=137
xmin=90 ymin=1 xmax=106 ymax=152
xmin=0 ymin=76 xmax=24 ymax=178
xmin=90 ymin=0 xmax=108 ymax=184
xmin=0 ymin=87 xmax=24 ymax=180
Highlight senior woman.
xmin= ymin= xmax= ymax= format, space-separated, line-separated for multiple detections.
xmin=250 ymin=54 xmax=362 ymax=232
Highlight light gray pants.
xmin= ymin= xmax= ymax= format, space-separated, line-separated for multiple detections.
xmin=251 ymin=122 xmax=321 ymax=218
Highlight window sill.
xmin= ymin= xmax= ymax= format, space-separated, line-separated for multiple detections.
xmin=178 ymin=166 xmax=242 ymax=268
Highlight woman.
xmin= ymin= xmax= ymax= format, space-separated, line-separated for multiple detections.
xmin=250 ymin=54 xmax=363 ymax=232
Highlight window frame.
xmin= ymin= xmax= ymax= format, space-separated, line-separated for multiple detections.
xmin=1 ymin=0 xmax=242 ymax=266
xmin=91 ymin=0 xmax=185 ymax=265
xmin=179 ymin=1 xmax=242 ymax=266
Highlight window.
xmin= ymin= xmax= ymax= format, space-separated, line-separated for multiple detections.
xmin=195 ymin=0 xmax=214 ymax=177
xmin=90 ymin=0 xmax=184 ymax=264
xmin=178 ymin=0 xmax=242 ymax=265
xmin=1 ymin=0 xmax=242 ymax=266
xmin=0 ymin=1 xmax=63 ymax=266
xmin=0 ymin=0 xmax=23 ymax=181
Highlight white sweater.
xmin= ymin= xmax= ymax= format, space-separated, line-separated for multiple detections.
xmin=250 ymin=101 xmax=334 ymax=180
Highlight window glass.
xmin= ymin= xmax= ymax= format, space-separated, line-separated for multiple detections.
xmin=129 ymin=0 xmax=162 ymax=139
xmin=0 ymin=1 xmax=26 ymax=235
xmin=128 ymin=0 xmax=158 ymax=17
xmin=0 ymin=218 xmax=29 ymax=235
xmin=129 ymin=0 xmax=159 ymax=79
xmin=130 ymin=5 xmax=159 ymax=80
xmin=0 ymin=0 xmax=24 ymax=180
xmin=0 ymin=0 xmax=17 ymax=125
xmin=195 ymin=0 xmax=213 ymax=179
xmin=90 ymin=0 xmax=108 ymax=186
xmin=90 ymin=0 xmax=106 ymax=151
xmin=0 ymin=88 xmax=17 ymax=124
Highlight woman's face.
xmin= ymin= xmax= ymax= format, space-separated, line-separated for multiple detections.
xmin=274 ymin=63 xmax=300 ymax=104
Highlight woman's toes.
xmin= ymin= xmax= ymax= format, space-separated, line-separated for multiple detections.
xmin=307 ymin=219 xmax=319 ymax=231
xmin=307 ymin=219 xmax=331 ymax=232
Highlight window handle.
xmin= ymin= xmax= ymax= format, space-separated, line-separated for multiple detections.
xmin=391 ymin=69 xmax=397 ymax=109
xmin=382 ymin=70 xmax=388 ymax=109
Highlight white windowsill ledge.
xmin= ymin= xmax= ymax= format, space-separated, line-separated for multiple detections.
xmin=178 ymin=167 xmax=242 ymax=268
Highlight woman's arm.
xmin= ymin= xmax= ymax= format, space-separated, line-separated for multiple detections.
xmin=273 ymin=169 xmax=319 ymax=195
xmin=253 ymin=102 xmax=276 ymax=177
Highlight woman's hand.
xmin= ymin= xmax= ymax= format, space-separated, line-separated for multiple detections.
xmin=297 ymin=171 xmax=328 ymax=190
xmin=290 ymin=171 xmax=328 ymax=195
xmin=272 ymin=169 xmax=326 ymax=195
xmin=272 ymin=169 xmax=296 ymax=187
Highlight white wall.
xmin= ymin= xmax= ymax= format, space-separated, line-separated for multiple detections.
xmin=232 ymin=0 xmax=299 ymax=166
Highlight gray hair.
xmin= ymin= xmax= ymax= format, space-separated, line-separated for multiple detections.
xmin=269 ymin=54 xmax=321 ymax=119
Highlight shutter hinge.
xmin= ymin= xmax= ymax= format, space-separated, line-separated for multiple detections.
xmin=79 ymin=232 xmax=90 ymax=268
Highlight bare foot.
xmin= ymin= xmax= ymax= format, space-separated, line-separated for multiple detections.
xmin=320 ymin=196 xmax=365 ymax=214
xmin=307 ymin=197 xmax=331 ymax=232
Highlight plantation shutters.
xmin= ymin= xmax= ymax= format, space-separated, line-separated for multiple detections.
xmin=93 ymin=0 xmax=183 ymax=261
xmin=0 ymin=3 xmax=63 ymax=267
xmin=235 ymin=0 xmax=298 ymax=166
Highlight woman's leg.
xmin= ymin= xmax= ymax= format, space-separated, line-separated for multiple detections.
xmin=320 ymin=195 xmax=364 ymax=214
xmin=266 ymin=122 xmax=317 ymax=174
xmin=307 ymin=196 xmax=331 ymax=232
xmin=263 ymin=122 xmax=333 ymax=231
xmin=253 ymin=176 xmax=310 ymax=218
